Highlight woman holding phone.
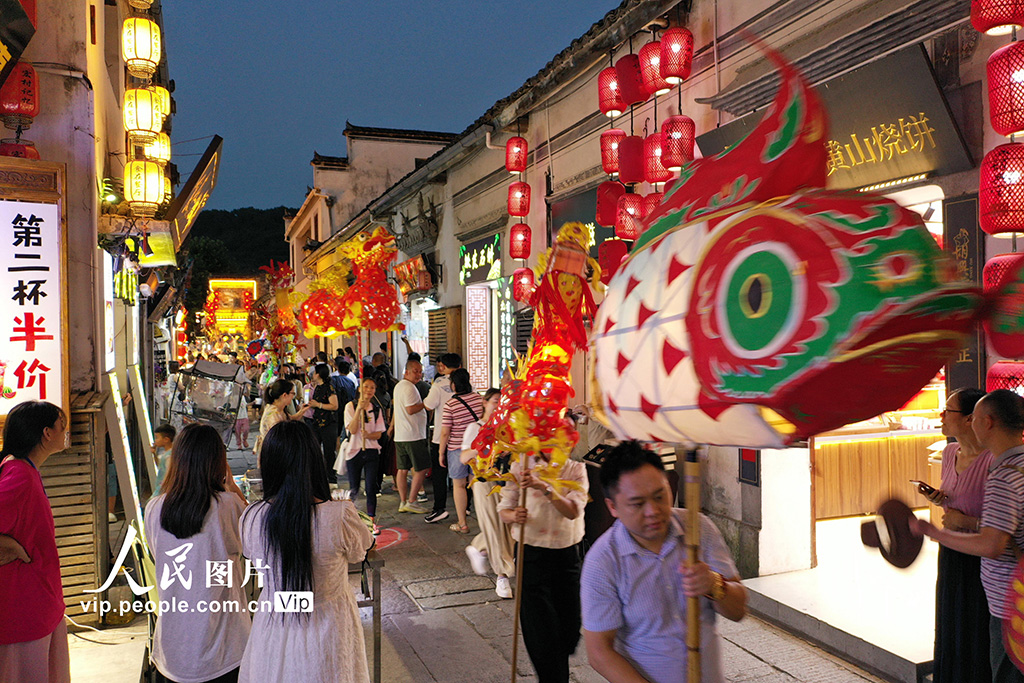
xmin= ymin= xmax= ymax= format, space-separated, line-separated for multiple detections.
xmin=919 ymin=388 xmax=992 ymax=683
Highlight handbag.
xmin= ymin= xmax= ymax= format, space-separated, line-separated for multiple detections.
xmin=335 ymin=410 xmax=367 ymax=475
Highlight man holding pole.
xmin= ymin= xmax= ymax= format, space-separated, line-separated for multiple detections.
xmin=580 ymin=441 xmax=746 ymax=683
xmin=498 ymin=451 xmax=588 ymax=683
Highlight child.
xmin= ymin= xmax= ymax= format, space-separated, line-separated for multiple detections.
xmin=151 ymin=423 xmax=176 ymax=494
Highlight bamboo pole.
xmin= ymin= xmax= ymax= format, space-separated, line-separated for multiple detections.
xmin=684 ymin=448 xmax=702 ymax=682
xmin=510 ymin=451 xmax=529 ymax=683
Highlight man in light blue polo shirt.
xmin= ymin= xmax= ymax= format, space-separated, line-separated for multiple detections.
xmin=581 ymin=441 xmax=747 ymax=683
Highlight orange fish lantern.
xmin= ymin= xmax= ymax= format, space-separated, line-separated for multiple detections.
xmin=337 ymin=226 xmax=404 ymax=333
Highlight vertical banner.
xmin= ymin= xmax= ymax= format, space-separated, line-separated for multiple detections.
xmin=0 ymin=200 xmax=66 ymax=415
xmin=466 ymin=285 xmax=490 ymax=390
xmin=944 ymin=196 xmax=986 ymax=391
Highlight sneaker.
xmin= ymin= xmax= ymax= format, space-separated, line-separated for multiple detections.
xmin=495 ymin=576 xmax=513 ymax=599
xmin=416 ymin=491 xmax=428 ymax=504
xmin=404 ymin=502 xmax=428 ymax=514
xmin=424 ymin=510 xmax=449 ymax=524
xmin=465 ymin=545 xmax=488 ymax=576
xmin=372 ymin=525 xmax=381 ymax=536
xmin=398 ymin=502 xmax=409 ymax=513
xmin=107 ymin=512 xmax=117 ymax=523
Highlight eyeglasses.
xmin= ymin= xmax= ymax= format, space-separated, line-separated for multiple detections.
xmin=940 ymin=408 xmax=964 ymax=416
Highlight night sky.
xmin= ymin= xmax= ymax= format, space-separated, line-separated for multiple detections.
xmin=161 ymin=1 xmax=623 ymax=211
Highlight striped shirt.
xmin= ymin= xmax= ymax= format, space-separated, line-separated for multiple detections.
xmin=441 ymin=393 xmax=483 ymax=452
xmin=940 ymin=442 xmax=993 ymax=519
xmin=980 ymin=445 xmax=1024 ymax=618
xmin=580 ymin=511 xmax=737 ymax=683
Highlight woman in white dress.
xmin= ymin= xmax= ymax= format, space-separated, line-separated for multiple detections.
xmin=239 ymin=420 xmax=373 ymax=683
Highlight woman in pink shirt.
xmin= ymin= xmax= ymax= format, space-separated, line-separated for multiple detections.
xmin=0 ymin=401 xmax=71 ymax=683
xmin=917 ymin=388 xmax=993 ymax=683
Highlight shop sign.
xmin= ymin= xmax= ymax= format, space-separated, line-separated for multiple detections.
xmin=550 ymin=187 xmax=613 ymax=259
xmin=166 ymin=135 xmax=223 ymax=251
xmin=697 ymin=46 xmax=972 ymax=190
xmin=459 ymin=233 xmax=501 ymax=285
xmin=0 ymin=200 xmax=65 ymax=414
xmin=395 ymin=255 xmax=428 ymax=295
xmin=944 ymin=196 xmax=986 ymax=392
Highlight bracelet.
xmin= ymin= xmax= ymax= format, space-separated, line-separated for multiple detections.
xmin=707 ymin=571 xmax=726 ymax=601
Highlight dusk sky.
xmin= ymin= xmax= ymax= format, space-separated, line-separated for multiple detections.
xmin=161 ymin=1 xmax=623 ymax=211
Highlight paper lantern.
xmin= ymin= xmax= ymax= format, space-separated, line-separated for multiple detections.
xmin=639 ymin=41 xmax=671 ymax=96
xmin=598 ymin=238 xmax=629 ymax=285
xmin=509 ymin=223 xmax=531 ymax=259
xmin=987 ymin=360 xmax=1024 ymax=392
xmin=597 ymin=181 xmax=625 ymax=227
xmin=506 ymin=136 xmax=527 ymax=174
xmin=122 ymin=17 xmax=161 ymax=79
xmin=662 ymin=115 xmax=695 ymax=171
xmin=660 ymin=27 xmax=694 ymax=84
xmin=601 ymin=128 xmax=626 ymax=175
xmin=149 ymin=84 xmax=170 ymax=123
xmin=984 ymin=254 xmax=1024 ymax=358
xmin=0 ymin=138 xmax=38 ymax=159
xmin=124 ymin=88 xmax=162 ymax=143
xmin=145 ymin=131 xmax=171 ymax=165
xmin=618 ymin=135 xmax=645 ymax=184
xmin=988 ymin=41 xmax=1024 ymax=137
xmin=124 ymin=159 xmax=164 ymax=216
xmin=513 ymin=267 xmax=535 ymax=302
xmin=508 ymin=181 xmax=531 ymax=216
xmin=0 ymin=63 xmax=38 ymax=131
xmin=615 ymin=54 xmax=648 ymax=107
xmin=598 ymin=67 xmax=625 ymax=118
xmin=644 ymin=133 xmax=673 ymax=184
xmin=972 ymin=0 xmax=1024 ymax=34
xmin=981 ymin=143 xmax=1024 ymax=235
xmin=644 ymin=192 xmax=664 ymax=219
xmin=616 ymin=193 xmax=643 ymax=240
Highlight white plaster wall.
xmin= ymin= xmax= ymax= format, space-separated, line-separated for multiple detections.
xmin=759 ymin=447 xmax=813 ymax=574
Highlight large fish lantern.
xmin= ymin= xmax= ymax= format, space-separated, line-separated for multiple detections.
xmin=337 ymin=226 xmax=405 ymax=333
xmin=592 ymin=51 xmax=1024 ymax=449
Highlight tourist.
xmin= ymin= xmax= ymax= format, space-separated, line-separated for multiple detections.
xmin=309 ymin=363 xmax=340 ymax=485
xmin=145 ymin=424 xmax=249 ymax=683
xmin=439 ymin=368 xmax=483 ymax=534
xmin=422 ymin=352 xmax=460 ymax=524
xmin=392 ymin=360 xmax=429 ymax=513
xmin=255 ymin=378 xmax=308 ymax=460
xmin=239 ymin=420 xmax=374 ymax=683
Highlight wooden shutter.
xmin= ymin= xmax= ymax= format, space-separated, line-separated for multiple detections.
xmin=428 ymin=306 xmax=463 ymax=361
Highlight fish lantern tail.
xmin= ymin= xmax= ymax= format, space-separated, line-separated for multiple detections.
xmin=983 ymin=252 xmax=1024 ymax=358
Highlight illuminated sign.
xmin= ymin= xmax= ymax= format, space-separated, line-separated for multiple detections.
xmin=208 ymin=279 xmax=256 ymax=334
xmin=166 ymin=135 xmax=223 ymax=251
xmin=459 ymin=233 xmax=501 ymax=285
xmin=697 ymin=46 xmax=972 ymax=191
xmin=395 ymin=255 xmax=427 ymax=295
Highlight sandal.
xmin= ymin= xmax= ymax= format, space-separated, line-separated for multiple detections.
xmin=449 ymin=523 xmax=470 ymax=534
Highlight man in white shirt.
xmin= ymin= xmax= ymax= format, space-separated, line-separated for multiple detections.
xmin=422 ymin=353 xmax=461 ymax=523
xmin=499 ymin=453 xmax=588 ymax=682
xmin=392 ymin=360 xmax=429 ymax=513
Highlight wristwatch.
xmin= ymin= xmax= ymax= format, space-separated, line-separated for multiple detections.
xmin=707 ymin=571 xmax=726 ymax=601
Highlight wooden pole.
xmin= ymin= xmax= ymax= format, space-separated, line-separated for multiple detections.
xmin=510 ymin=451 xmax=529 ymax=683
xmin=684 ymin=448 xmax=702 ymax=682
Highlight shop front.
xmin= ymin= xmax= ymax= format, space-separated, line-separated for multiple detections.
xmin=459 ymin=232 xmax=505 ymax=389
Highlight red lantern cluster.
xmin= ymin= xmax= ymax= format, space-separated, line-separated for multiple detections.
xmin=615 ymin=54 xmax=648 ymax=108
xmin=988 ymin=41 xmax=1024 ymax=137
xmin=598 ymin=238 xmax=629 ymax=285
xmin=505 ymin=136 xmax=527 ymax=174
xmin=0 ymin=62 xmax=39 ymax=131
xmin=600 ymin=128 xmax=626 ymax=175
xmin=987 ymin=359 xmax=1024 ymax=391
xmin=644 ymin=192 xmax=664 ymax=219
xmin=662 ymin=115 xmax=695 ymax=171
xmin=509 ymin=222 xmax=531 ymax=259
xmin=639 ymin=41 xmax=671 ymax=96
xmin=644 ymin=133 xmax=672 ymax=184
xmin=617 ymin=135 xmax=645 ymax=184
xmin=615 ymin=193 xmax=643 ymax=240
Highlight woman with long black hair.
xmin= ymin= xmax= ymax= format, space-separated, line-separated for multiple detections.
xmin=309 ymin=363 xmax=340 ymax=485
xmin=145 ymin=423 xmax=250 ymax=683
xmin=239 ymin=420 xmax=373 ymax=683
xmin=0 ymin=401 xmax=70 ymax=683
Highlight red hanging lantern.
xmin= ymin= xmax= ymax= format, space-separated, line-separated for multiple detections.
xmin=988 ymin=41 xmax=1024 ymax=137
xmin=598 ymin=239 xmax=630 ymax=285
xmin=615 ymin=54 xmax=649 ymax=107
xmin=644 ymin=192 xmax=664 ymax=219
xmin=987 ymin=360 xmax=1024 ymax=392
xmin=644 ymin=133 xmax=672 ymax=184
xmin=972 ymin=0 xmax=1024 ymax=35
xmin=639 ymin=41 xmax=671 ymax=96
xmin=981 ymin=143 xmax=1024 ymax=235
xmin=618 ymin=135 xmax=645 ymax=185
xmin=513 ymin=267 xmax=535 ymax=302
xmin=509 ymin=223 xmax=532 ymax=259
xmin=601 ymin=128 xmax=626 ymax=175
xmin=616 ymin=193 xmax=644 ymax=240
xmin=596 ymin=181 xmax=625 ymax=227
xmin=660 ymin=28 xmax=694 ymax=84
xmin=984 ymin=253 xmax=1024 ymax=358
xmin=661 ymin=115 xmax=695 ymax=171
xmin=508 ymin=181 xmax=531 ymax=216
xmin=505 ymin=136 xmax=527 ymax=174
xmin=0 ymin=62 xmax=39 ymax=131
xmin=0 ymin=138 xmax=38 ymax=159
xmin=598 ymin=67 xmax=625 ymax=118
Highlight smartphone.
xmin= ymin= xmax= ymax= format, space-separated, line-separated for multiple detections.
xmin=910 ymin=479 xmax=936 ymax=496
xmin=304 ymin=388 xmax=312 ymax=404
